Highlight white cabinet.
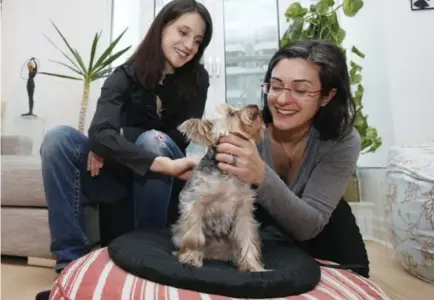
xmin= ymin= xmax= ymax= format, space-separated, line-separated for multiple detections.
xmin=112 ymin=0 xmax=282 ymax=117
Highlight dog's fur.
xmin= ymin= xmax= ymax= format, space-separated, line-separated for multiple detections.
xmin=171 ymin=103 xmax=266 ymax=272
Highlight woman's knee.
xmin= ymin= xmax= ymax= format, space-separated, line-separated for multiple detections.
xmin=40 ymin=125 xmax=86 ymax=159
xmin=135 ymin=130 xmax=175 ymax=157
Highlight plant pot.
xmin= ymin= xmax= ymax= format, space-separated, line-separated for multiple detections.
xmin=344 ymin=168 xmax=362 ymax=202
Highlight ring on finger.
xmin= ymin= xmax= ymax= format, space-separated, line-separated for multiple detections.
xmin=231 ymin=154 xmax=238 ymax=166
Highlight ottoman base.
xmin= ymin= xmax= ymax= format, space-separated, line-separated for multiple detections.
xmin=49 ymin=248 xmax=391 ymax=300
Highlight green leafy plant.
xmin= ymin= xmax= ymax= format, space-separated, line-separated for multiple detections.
xmin=40 ymin=21 xmax=131 ymax=133
xmin=281 ymin=0 xmax=382 ymax=154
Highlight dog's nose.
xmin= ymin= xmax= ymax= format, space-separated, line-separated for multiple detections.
xmin=245 ymin=105 xmax=260 ymax=120
xmin=246 ymin=104 xmax=259 ymax=111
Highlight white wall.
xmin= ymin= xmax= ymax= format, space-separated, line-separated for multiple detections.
xmin=379 ymin=2 xmax=434 ymax=147
xmin=1 ymin=1 xmax=3 ymax=121
xmin=278 ymin=0 xmax=434 ymax=168
xmin=1 ymin=0 xmax=112 ymax=151
xmin=334 ymin=1 xmax=434 ymax=244
xmin=342 ymin=0 xmax=434 ymax=164
xmin=336 ymin=0 xmax=395 ymax=168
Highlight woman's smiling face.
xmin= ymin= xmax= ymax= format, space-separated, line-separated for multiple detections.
xmin=266 ymin=58 xmax=333 ymax=132
xmin=161 ymin=12 xmax=205 ymax=70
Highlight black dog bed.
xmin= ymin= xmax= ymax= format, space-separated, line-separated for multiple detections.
xmin=108 ymin=227 xmax=321 ymax=299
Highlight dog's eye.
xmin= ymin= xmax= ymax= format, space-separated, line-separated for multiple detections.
xmin=229 ymin=111 xmax=235 ymax=117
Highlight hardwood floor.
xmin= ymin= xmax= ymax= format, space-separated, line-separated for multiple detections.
xmin=1 ymin=241 xmax=433 ymax=299
xmin=1 ymin=256 xmax=56 ymax=300
xmin=365 ymin=241 xmax=433 ymax=300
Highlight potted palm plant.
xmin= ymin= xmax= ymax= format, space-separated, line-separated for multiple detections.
xmin=40 ymin=21 xmax=131 ymax=133
xmin=281 ymin=0 xmax=382 ymax=202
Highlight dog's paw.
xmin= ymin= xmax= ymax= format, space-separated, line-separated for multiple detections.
xmin=178 ymin=250 xmax=203 ymax=268
xmin=238 ymin=263 xmax=267 ymax=272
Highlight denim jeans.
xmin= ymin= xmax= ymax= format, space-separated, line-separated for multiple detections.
xmin=40 ymin=125 xmax=184 ymax=272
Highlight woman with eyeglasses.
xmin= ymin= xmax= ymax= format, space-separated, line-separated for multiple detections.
xmin=216 ymin=39 xmax=370 ymax=278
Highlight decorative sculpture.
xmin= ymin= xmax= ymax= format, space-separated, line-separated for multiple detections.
xmin=411 ymin=0 xmax=434 ymax=10
xmin=21 ymin=57 xmax=38 ymax=117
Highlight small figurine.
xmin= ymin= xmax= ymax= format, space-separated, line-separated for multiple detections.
xmin=21 ymin=57 xmax=38 ymax=117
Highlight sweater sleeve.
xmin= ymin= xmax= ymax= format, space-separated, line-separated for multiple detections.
xmin=255 ymin=128 xmax=361 ymax=241
xmin=87 ymin=66 xmax=159 ymax=176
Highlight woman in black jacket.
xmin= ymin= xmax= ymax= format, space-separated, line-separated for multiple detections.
xmin=39 ymin=0 xmax=213 ymax=274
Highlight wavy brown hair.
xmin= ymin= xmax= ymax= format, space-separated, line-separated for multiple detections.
xmin=127 ymin=0 xmax=213 ymax=100
xmin=262 ymin=40 xmax=356 ymax=141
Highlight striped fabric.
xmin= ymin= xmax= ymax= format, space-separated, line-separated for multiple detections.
xmin=49 ymin=248 xmax=390 ymax=300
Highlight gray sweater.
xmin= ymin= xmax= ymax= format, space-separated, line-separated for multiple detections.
xmin=255 ymin=126 xmax=361 ymax=241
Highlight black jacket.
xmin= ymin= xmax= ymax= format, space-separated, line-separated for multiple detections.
xmin=88 ymin=63 xmax=209 ymax=176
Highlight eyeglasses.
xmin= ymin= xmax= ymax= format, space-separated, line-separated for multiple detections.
xmin=261 ymin=82 xmax=321 ymax=101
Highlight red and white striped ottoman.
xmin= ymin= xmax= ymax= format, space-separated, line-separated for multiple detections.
xmin=49 ymin=248 xmax=390 ymax=299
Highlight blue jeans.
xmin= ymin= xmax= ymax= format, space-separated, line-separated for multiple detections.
xmin=40 ymin=125 xmax=184 ymax=272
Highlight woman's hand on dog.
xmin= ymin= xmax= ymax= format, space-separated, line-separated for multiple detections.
xmin=171 ymin=157 xmax=200 ymax=181
xmin=152 ymin=156 xmax=199 ymax=181
xmin=215 ymin=133 xmax=265 ymax=186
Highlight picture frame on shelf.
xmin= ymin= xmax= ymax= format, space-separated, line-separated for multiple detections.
xmin=410 ymin=0 xmax=434 ymax=11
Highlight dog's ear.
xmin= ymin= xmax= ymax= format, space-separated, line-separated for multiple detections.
xmin=239 ymin=105 xmax=265 ymax=143
xmin=177 ymin=119 xmax=217 ymax=147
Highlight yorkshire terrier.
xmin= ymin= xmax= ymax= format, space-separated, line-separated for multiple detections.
xmin=171 ymin=103 xmax=266 ymax=272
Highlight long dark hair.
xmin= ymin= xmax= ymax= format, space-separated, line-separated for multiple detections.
xmin=262 ymin=40 xmax=356 ymax=141
xmin=127 ymin=0 xmax=212 ymax=99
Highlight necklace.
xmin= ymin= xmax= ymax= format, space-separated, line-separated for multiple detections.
xmin=277 ymin=129 xmax=310 ymax=169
